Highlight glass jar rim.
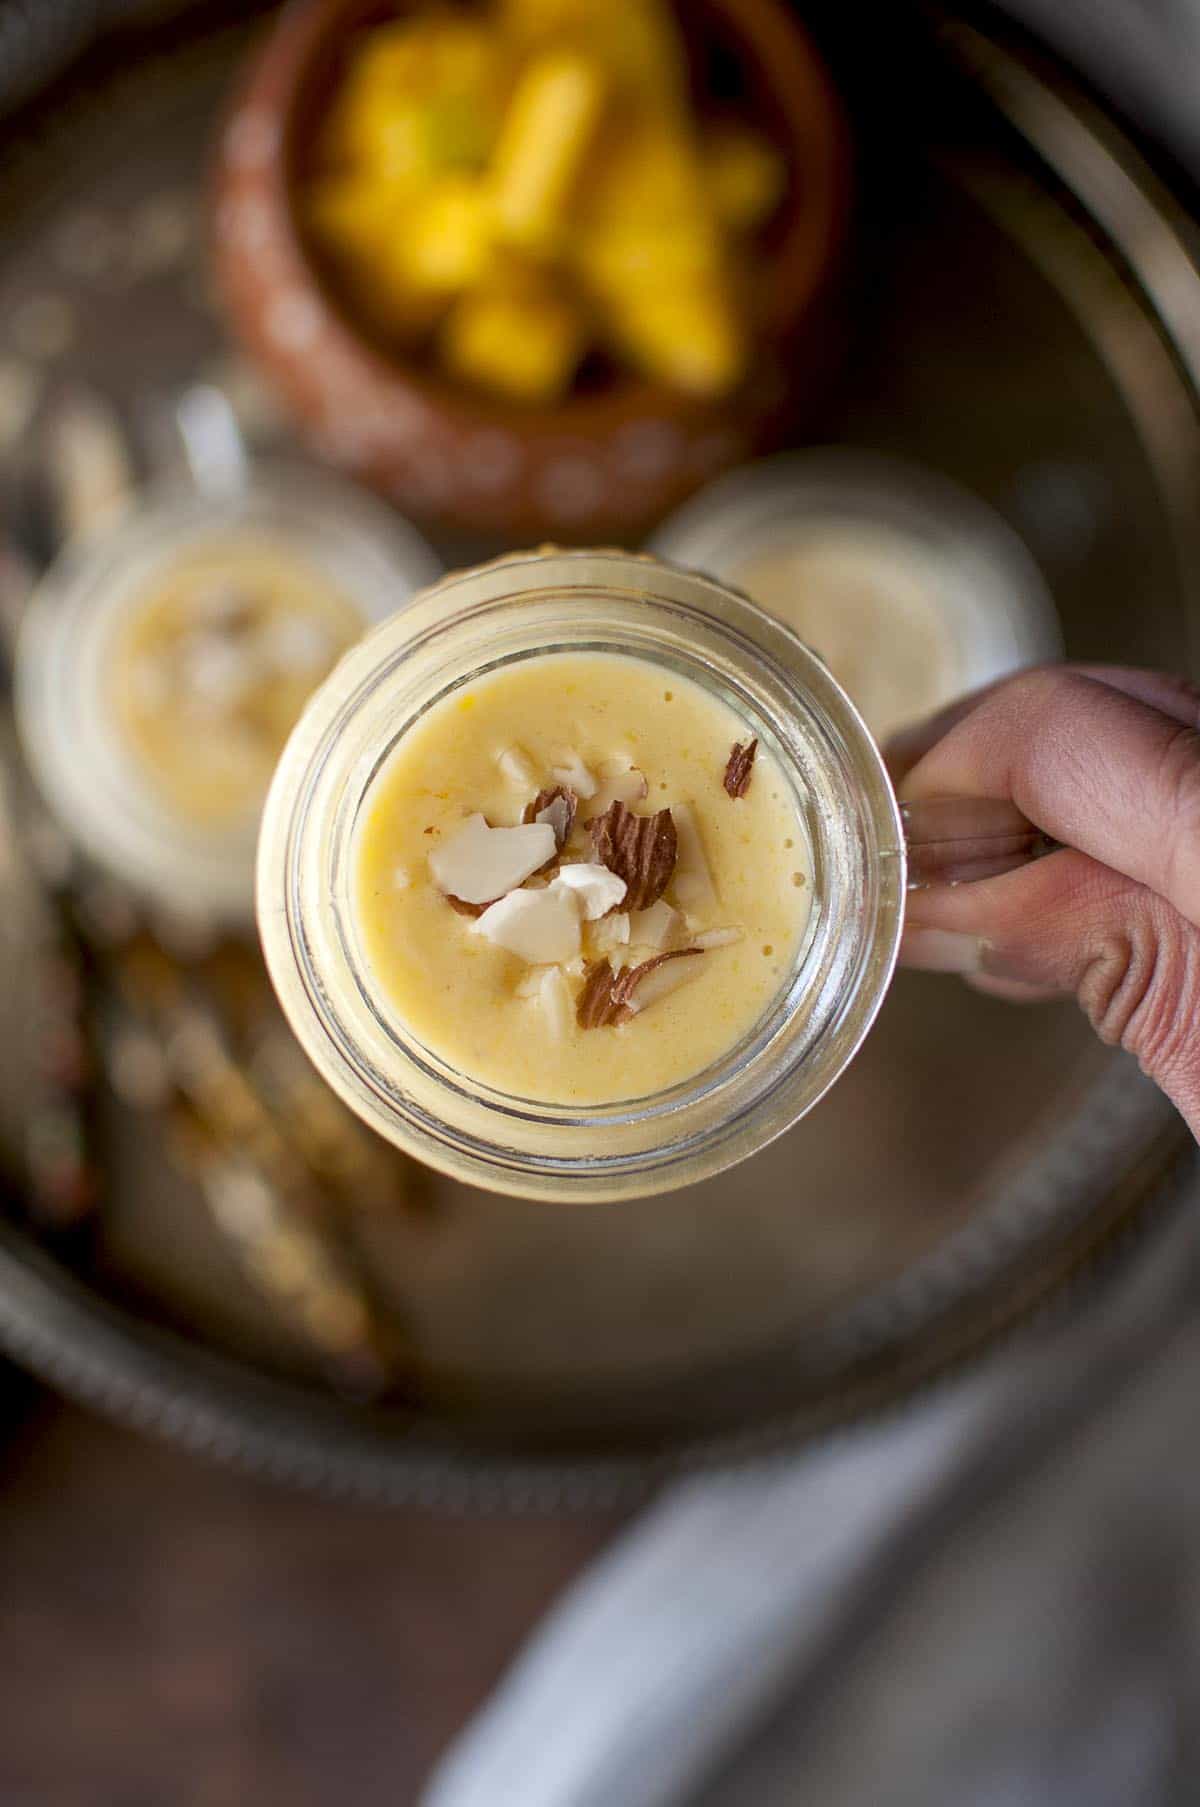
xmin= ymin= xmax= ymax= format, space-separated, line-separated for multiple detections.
xmin=257 ymin=548 xmax=905 ymax=1201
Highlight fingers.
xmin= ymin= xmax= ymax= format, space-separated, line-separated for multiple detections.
xmin=902 ymin=847 xmax=1200 ymax=1136
xmin=886 ymin=664 xmax=1200 ymax=785
xmin=896 ymin=667 xmax=1200 ymax=929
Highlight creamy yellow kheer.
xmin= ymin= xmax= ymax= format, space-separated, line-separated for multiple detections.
xmin=109 ymin=540 xmax=362 ymax=826
xmin=353 ymin=651 xmax=813 ymax=1106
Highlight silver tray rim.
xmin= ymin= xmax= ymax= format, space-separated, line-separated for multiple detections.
xmin=1 ymin=11 xmax=1198 ymax=1507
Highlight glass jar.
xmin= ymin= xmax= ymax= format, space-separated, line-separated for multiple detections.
xmin=16 ymin=465 xmax=441 ymax=928
xmin=651 ymin=450 xmax=1062 ymax=745
xmin=257 ymin=548 xmax=905 ymax=1202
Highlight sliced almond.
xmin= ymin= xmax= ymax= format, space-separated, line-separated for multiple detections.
xmin=429 ymin=813 xmax=556 ymax=907
xmin=589 ymin=757 xmax=649 ymax=815
xmin=516 ymin=964 xmax=574 ymax=1036
xmin=627 ymin=898 xmax=681 ymax=950
xmin=669 ymin=802 xmax=718 ymax=918
xmin=576 ymin=947 xmax=703 ymax=1027
xmin=723 ymin=738 xmax=758 ymax=798
xmin=692 ymin=925 xmax=744 ymax=949
xmin=472 ymin=884 xmax=581 ymax=963
xmin=551 ymin=861 xmax=626 ymax=919
xmin=624 ymin=950 xmax=704 ymax=1014
xmin=586 ymin=911 xmax=630 ymax=958
xmin=522 ymin=785 xmax=578 ymax=850
xmin=497 ymin=744 xmax=537 ymax=788
xmin=588 ymin=801 xmax=676 ymax=911
xmin=550 ymin=747 xmax=597 ymax=799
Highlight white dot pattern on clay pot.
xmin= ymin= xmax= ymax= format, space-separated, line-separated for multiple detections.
xmin=610 ymin=419 xmax=685 ymax=483
xmin=535 ymin=454 xmax=606 ymax=522
xmin=462 ymin=428 xmax=524 ymax=492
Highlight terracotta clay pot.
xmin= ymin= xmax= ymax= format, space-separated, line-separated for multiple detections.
xmin=211 ymin=0 xmax=850 ymax=542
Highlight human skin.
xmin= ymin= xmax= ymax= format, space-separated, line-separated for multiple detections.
xmin=889 ymin=664 xmax=1200 ymax=1141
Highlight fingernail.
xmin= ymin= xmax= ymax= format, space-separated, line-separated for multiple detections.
xmin=900 ymin=927 xmax=984 ymax=973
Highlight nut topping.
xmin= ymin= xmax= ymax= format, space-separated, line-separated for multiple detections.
xmin=723 ymin=738 xmax=758 ymax=798
xmin=588 ymin=801 xmax=677 ymax=911
xmin=429 ymin=812 xmax=556 ymax=907
xmin=576 ymin=947 xmax=703 ymax=1027
xmin=523 ymin=785 xmax=578 ymax=850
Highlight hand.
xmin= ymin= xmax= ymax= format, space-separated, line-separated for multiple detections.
xmin=890 ymin=665 xmax=1200 ymax=1139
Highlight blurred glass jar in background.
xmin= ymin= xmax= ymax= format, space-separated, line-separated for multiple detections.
xmin=653 ymin=452 xmax=1062 ymax=744
xmin=16 ymin=467 xmax=441 ymax=927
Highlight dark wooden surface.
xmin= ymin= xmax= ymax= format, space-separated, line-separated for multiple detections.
xmin=0 ymin=1384 xmax=626 ymax=1806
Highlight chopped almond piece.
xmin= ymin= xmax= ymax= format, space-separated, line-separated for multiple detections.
xmin=552 ymin=861 xmax=626 ymax=919
xmin=693 ymin=925 xmax=743 ymax=949
xmin=586 ymin=911 xmax=630 ymax=958
xmin=530 ymin=965 xmax=573 ymax=1038
xmin=473 ymin=883 xmax=581 ymax=962
xmin=497 ymin=744 xmax=538 ymax=788
xmin=523 ymin=784 xmax=578 ymax=849
xmin=429 ymin=812 xmax=557 ymax=905
xmin=589 ymin=758 xmax=649 ymax=815
xmin=723 ymin=738 xmax=757 ymax=798
xmin=669 ymin=801 xmax=718 ymax=918
xmin=576 ymin=947 xmax=703 ymax=1026
xmin=588 ymin=800 xmax=676 ymax=910
xmin=628 ymin=898 xmax=681 ymax=949
xmin=550 ymin=747 xmax=597 ymax=798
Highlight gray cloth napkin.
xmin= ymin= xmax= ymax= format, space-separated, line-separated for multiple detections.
xmin=422 ymin=1178 xmax=1200 ymax=1807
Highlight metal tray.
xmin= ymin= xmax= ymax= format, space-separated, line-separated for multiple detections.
xmin=0 ymin=6 xmax=1196 ymax=1508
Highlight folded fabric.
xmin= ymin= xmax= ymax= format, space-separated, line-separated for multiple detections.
xmin=423 ymin=1183 xmax=1200 ymax=1807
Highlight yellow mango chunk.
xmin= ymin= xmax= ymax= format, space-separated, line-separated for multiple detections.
xmin=443 ymin=282 xmax=586 ymax=402
xmin=499 ymin=0 xmax=686 ymax=109
xmin=489 ymin=51 xmax=606 ymax=250
xmin=605 ymin=284 xmax=745 ymax=397
xmin=405 ymin=178 xmax=492 ymax=291
xmin=318 ymin=16 xmax=507 ymax=179
xmin=307 ymin=178 xmax=406 ymax=256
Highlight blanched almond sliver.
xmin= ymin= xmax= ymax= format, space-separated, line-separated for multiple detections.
xmin=589 ymin=759 xmax=649 ymax=815
xmin=692 ymin=926 xmax=743 ymax=949
xmin=472 ymin=884 xmax=581 ymax=963
xmin=551 ymin=861 xmax=626 ymax=919
xmin=669 ymin=802 xmax=718 ymax=918
xmin=533 ymin=966 xmax=573 ymax=1039
xmin=624 ymin=951 xmax=704 ymax=1013
xmin=550 ymin=748 xmax=597 ymax=799
xmin=627 ymin=899 xmax=681 ymax=949
xmin=586 ymin=911 xmax=630 ymax=958
xmin=497 ymin=745 xmax=537 ymax=788
xmin=429 ymin=813 xmax=556 ymax=906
